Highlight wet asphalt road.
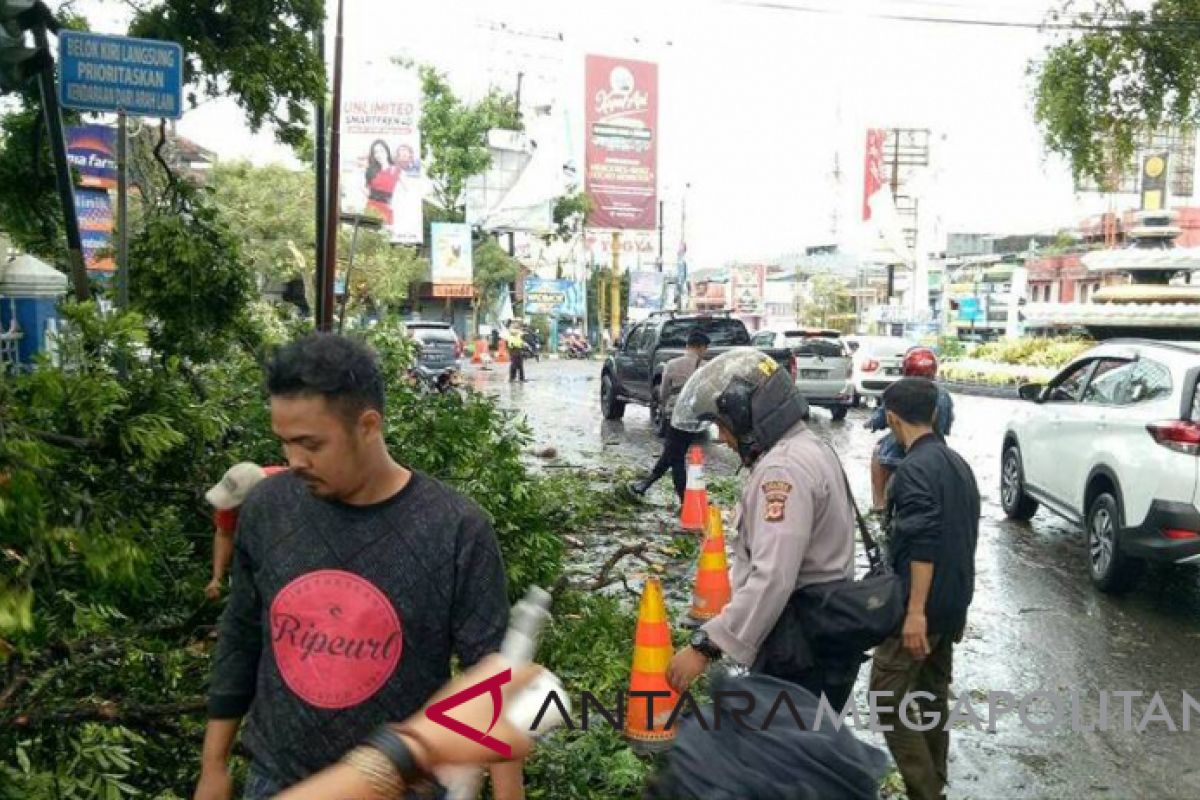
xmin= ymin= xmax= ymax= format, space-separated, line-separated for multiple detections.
xmin=466 ymin=358 xmax=1200 ymax=799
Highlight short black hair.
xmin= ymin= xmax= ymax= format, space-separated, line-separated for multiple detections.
xmin=686 ymin=331 xmax=711 ymax=348
xmin=267 ymin=334 xmax=385 ymax=423
xmin=883 ymin=377 xmax=938 ymax=426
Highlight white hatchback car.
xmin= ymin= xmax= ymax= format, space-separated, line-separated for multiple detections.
xmin=851 ymin=335 xmax=915 ymax=400
xmin=1001 ymin=339 xmax=1200 ymax=592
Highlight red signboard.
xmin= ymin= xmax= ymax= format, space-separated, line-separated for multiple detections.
xmin=585 ymin=55 xmax=658 ymax=230
xmin=431 ymin=283 xmax=474 ymax=299
xmin=863 ymin=129 xmax=887 ymax=221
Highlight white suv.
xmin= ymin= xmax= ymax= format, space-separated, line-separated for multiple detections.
xmin=1002 ymin=340 xmax=1200 ymax=592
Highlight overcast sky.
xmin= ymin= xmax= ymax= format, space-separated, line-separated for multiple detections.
xmin=67 ymin=0 xmax=1161 ymax=267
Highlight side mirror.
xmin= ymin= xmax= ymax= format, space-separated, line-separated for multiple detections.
xmin=1018 ymin=383 xmax=1045 ymax=403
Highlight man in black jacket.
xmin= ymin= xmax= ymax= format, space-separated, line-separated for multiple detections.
xmin=868 ymin=378 xmax=980 ymax=800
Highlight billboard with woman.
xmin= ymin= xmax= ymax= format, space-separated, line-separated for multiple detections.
xmin=340 ymin=71 xmax=424 ymax=244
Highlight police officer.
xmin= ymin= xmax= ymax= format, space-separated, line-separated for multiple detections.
xmin=506 ymin=320 xmax=526 ymax=383
xmin=665 ymin=349 xmax=860 ymax=710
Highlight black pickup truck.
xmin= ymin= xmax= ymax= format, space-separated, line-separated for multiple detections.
xmin=599 ymin=312 xmax=796 ymax=435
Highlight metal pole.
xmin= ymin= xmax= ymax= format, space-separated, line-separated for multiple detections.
xmin=887 ymin=129 xmax=901 ymax=302
xmin=320 ymin=0 xmax=345 ymax=332
xmin=116 ymin=112 xmax=129 ymax=309
xmin=336 ymin=215 xmax=363 ymax=335
xmin=33 ymin=23 xmax=88 ymax=302
xmin=314 ymin=22 xmax=328 ymax=323
xmin=657 ymin=199 xmax=664 ymax=272
xmin=610 ymin=231 xmax=621 ymax=343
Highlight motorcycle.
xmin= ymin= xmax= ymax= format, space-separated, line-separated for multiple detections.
xmin=406 ymin=364 xmax=462 ymax=395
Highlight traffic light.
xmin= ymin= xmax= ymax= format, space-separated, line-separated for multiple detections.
xmin=0 ymin=1 xmax=52 ymax=93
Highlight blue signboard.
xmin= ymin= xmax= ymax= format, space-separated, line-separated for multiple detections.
xmin=957 ymin=296 xmax=985 ymax=323
xmin=59 ymin=31 xmax=183 ymax=119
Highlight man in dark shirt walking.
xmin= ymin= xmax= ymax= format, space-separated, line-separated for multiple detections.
xmin=629 ymin=332 xmax=709 ymax=502
xmin=194 ymin=334 xmax=522 ymax=799
xmin=869 ymin=378 xmax=980 ymax=800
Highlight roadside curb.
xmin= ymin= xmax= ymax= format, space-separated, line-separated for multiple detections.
xmin=942 ymin=381 xmax=1020 ymax=400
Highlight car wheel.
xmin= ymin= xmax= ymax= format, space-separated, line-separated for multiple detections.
xmin=830 ymin=406 xmax=849 ymax=422
xmin=1086 ymin=491 xmax=1142 ymax=593
xmin=600 ymin=374 xmax=626 ymax=420
xmin=1000 ymin=445 xmax=1039 ymax=521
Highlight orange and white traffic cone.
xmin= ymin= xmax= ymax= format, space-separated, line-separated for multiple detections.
xmin=496 ymin=339 xmax=510 ymax=364
xmin=680 ymin=446 xmax=708 ymax=531
xmin=689 ymin=505 xmax=732 ymax=624
xmin=471 ymin=339 xmax=486 ymax=365
xmin=623 ymin=577 xmax=679 ymax=753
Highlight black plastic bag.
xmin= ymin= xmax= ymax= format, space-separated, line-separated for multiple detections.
xmin=644 ymin=671 xmax=889 ymax=800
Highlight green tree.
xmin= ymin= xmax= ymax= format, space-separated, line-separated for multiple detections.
xmin=207 ymin=161 xmax=427 ymax=314
xmin=1030 ymin=1 xmax=1200 ymax=185
xmin=128 ymin=0 xmax=324 ymax=148
xmin=802 ymin=273 xmax=853 ymax=329
xmin=473 ymin=237 xmax=521 ymax=316
xmin=418 ymin=66 xmax=521 ymax=216
xmin=0 ymin=1 xmax=324 ymax=262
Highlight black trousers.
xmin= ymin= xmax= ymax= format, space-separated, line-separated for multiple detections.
xmin=509 ymin=352 xmax=525 ymax=381
xmin=646 ymin=426 xmax=696 ymax=501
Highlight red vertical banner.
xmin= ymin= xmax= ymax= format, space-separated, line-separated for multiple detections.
xmin=863 ymin=128 xmax=887 ymax=221
xmin=585 ymin=55 xmax=658 ymax=230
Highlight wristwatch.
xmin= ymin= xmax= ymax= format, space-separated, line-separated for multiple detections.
xmin=690 ymin=629 xmax=723 ymax=660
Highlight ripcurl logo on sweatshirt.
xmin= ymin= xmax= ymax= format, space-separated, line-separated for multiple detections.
xmin=269 ymin=570 xmax=404 ymax=709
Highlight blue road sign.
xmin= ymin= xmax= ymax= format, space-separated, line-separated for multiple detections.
xmin=957 ymin=296 xmax=985 ymax=323
xmin=59 ymin=31 xmax=183 ymax=119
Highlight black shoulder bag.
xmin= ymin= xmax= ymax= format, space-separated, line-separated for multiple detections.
xmin=754 ymin=446 xmax=905 ymax=678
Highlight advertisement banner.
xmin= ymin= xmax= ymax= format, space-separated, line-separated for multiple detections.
xmin=430 ymin=223 xmax=473 ymax=285
xmin=523 ymin=278 xmax=586 ymax=318
xmin=732 ymin=265 xmax=765 ymax=315
xmin=75 ymin=188 xmax=114 ymax=272
xmin=584 ymin=54 xmax=658 ymax=230
xmin=863 ymin=129 xmax=887 ymax=221
xmin=583 ymin=229 xmax=657 ymax=264
xmin=67 ymin=124 xmax=117 ymax=189
xmin=628 ymin=271 xmax=664 ymax=321
xmin=340 ymin=71 xmax=424 ymax=244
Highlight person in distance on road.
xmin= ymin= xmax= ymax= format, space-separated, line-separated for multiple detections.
xmin=628 ymin=331 xmax=710 ymax=503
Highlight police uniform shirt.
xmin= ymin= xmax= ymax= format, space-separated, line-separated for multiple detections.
xmin=702 ymin=423 xmax=856 ymax=666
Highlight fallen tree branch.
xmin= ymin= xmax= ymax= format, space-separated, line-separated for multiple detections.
xmin=589 ymin=543 xmax=648 ymax=592
xmin=11 ymin=699 xmax=205 ymax=728
xmin=21 ymin=427 xmax=102 ymax=451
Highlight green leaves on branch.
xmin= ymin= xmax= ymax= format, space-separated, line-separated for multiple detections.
xmin=128 ymin=184 xmax=254 ymax=362
xmin=1031 ymin=1 xmax=1200 ymax=185
xmin=419 ymin=65 xmax=521 ymax=215
xmin=129 ymin=0 xmax=325 ymax=148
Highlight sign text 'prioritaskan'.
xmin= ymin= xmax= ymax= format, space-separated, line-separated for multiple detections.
xmin=58 ymin=31 xmax=183 ymax=119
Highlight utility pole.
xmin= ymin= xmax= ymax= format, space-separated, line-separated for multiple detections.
xmin=27 ymin=16 xmax=88 ymax=301
xmin=320 ymin=0 xmax=345 ymax=332
xmin=116 ymin=112 xmax=128 ymax=308
xmin=657 ymin=199 xmax=664 ymax=272
xmin=888 ymin=130 xmax=900 ymax=301
xmin=610 ymin=231 xmax=621 ymax=344
xmin=314 ymin=21 xmax=327 ymax=323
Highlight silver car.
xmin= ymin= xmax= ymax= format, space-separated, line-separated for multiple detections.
xmin=752 ymin=329 xmax=856 ymax=421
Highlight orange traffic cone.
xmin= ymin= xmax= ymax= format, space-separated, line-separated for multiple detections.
xmin=680 ymin=446 xmax=708 ymax=531
xmin=471 ymin=339 xmax=487 ymax=365
xmin=496 ymin=339 xmax=510 ymax=364
xmin=689 ymin=505 xmax=732 ymax=623
xmin=624 ymin=577 xmax=679 ymax=753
